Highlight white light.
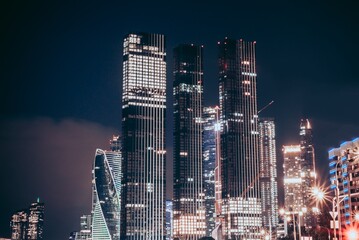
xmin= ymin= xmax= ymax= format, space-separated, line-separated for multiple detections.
xmin=284 ymin=178 xmax=302 ymax=184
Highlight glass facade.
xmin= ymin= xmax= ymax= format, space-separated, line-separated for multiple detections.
xmin=202 ymin=107 xmax=218 ymax=236
xmin=173 ymin=44 xmax=205 ymax=239
xmin=218 ymin=38 xmax=262 ymax=239
xmin=121 ymin=33 xmax=166 ymax=240
xmin=92 ymin=148 xmax=121 ymax=240
xmin=259 ymin=118 xmax=278 ymax=239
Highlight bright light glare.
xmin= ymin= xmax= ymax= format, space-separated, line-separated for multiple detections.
xmin=355 ymin=213 xmax=359 ymax=221
xmin=347 ymin=229 xmax=358 ymax=240
xmin=279 ymin=208 xmax=285 ymax=215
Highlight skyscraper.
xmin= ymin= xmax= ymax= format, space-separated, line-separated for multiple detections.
xmin=202 ymin=106 xmax=218 ymax=236
xmin=10 ymin=200 xmax=44 ymax=240
xmin=27 ymin=201 xmax=44 ymax=240
xmin=92 ymin=146 xmax=121 ymax=240
xmin=259 ymin=118 xmax=278 ymax=238
xmin=283 ymin=145 xmax=303 ymax=213
xmin=173 ymin=44 xmax=205 ymax=239
xmin=121 ymin=33 xmax=166 ymax=240
xmin=218 ymin=38 xmax=261 ymax=239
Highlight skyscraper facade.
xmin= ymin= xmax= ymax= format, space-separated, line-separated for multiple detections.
xmin=329 ymin=138 xmax=359 ymax=229
xmin=202 ymin=107 xmax=218 ymax=237
xmin=218 ymin=38 xmax=261 ymax=239
xmin=121 ymin=33 xmax=166 ymax=240
xmin=92 ymin=146 xmax=121 ymax=240
xmin=173 ymin=44 xmax=205 ymax=239
xmin=259 ymin=118 xmax=278 ymax=238
xmin=10 ymin=200 xmax=44 ymax=240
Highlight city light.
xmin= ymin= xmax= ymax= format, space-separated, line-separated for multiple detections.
xmin=345 ymin=228 xmax=358 ymax=240
xmin=355 ymin=212 xmax=359 ymax=221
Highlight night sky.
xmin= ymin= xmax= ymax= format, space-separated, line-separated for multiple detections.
xmin=1 ymin=1 xmax=358 ymax=239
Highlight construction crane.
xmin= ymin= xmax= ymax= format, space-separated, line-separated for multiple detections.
xmin=258 ymin=100 xmax=274 ymax=114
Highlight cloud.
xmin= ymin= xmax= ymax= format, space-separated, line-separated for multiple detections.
xmin=0 ymin=117 xmax=117 ymax=240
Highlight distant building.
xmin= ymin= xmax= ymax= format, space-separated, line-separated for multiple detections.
xmin=259 ymin=118 xmax=279 ymax=238
xmin=283 ymin=145 xmax=303 ymax=213
xmin=329 ymin=137 xmax=359 ymax=228
xmin=282 ymin=119 xmax=317 ymax=234
xmin=299 ymin=119 xmax=317 ymax=228
xmin=10 ymin=200 xmax=44 ymax=240
xmin=202 ymin=106 xmax=218 ymax=236
xmin=69 ymin=215 xmax=92 ymax=240
xmin=166 ymin=200 xmax=173 ymax=240
xmin=92 ymin=136 xmax=122 ymax=239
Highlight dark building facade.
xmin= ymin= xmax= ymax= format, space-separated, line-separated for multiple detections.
xmin=173 ymin=44 xmax=205 ymax=239
xmin=121 ymin=33 xmax=167 ymax=240
xmin=218 ymin=38 xmax=262 ymax=239
xmin=10 ymin=200 xmax=44 ymax=240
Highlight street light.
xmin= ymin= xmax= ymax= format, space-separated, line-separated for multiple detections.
xmin=345 ymin=228 xmax=358 ymax=240
xmin=279 ymin=208 xmax=306 ymax=240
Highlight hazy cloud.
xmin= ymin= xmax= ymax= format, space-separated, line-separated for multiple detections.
xmin=0 ymin=117 xmax=117 ymax=240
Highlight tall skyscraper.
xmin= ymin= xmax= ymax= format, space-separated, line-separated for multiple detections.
xmin=329 ymin=138 xmax=359 ymax=232
xmin=121 ymin=33 xmax=166 ymax=240
xmin=92 ymin=145 xmax=121 ymax=240
xmin=173 ymin=44 xmax=205 ymax=239
xmin=10 ymin=200 xmax=44 ymax=240
xmin=202 ymin=106 xmax=218 ymax=236
xmin=218 ymin=38 xmax=261 ymax=239
xmin=259 ymin=118 xmax=278 ymax=238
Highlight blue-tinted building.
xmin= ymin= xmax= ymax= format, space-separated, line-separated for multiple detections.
xmin=329 ymin=138 xmax=359 ymax=230
xmin=92 ymin=136 xmax=122 ymax=240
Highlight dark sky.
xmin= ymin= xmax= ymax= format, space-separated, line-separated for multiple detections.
xmin=1 ymin=0 xmax=358 ymax=239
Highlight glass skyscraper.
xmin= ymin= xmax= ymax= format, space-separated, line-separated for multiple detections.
xmin=173 ymin=44 xmax=205 ymax=239
xmin=92 ymin=136 xmax=122 ymax=240
xmin=202 ymin=106 xmax=218 ymax=237
xmin=121 ymin=33 xmax=166 ymax=240
xmin=218 ymin=38 xmax=262 ymax=239
xmin=259 ymin=118 xmax=278 ymax=238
